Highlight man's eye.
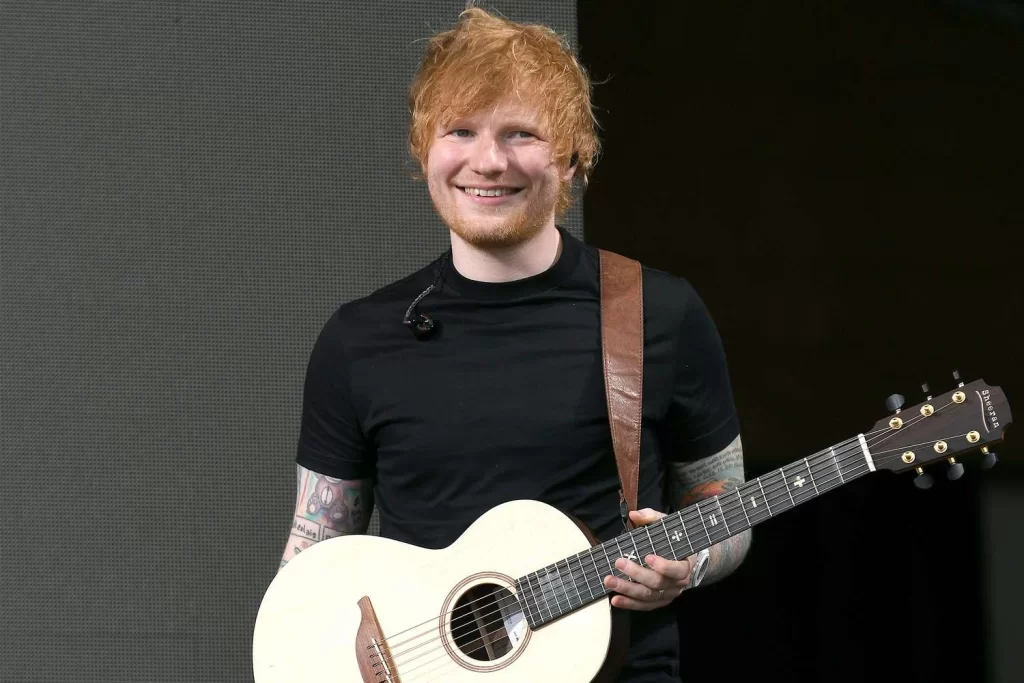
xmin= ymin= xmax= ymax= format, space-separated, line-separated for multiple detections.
xmin=510 ymin=131 xmax=535 ymax=139
xmin=449 ymin=129 xmax=472 ymax=138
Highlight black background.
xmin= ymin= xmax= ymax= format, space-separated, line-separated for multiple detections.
xmin=581 ymin=2 xmax=1022 ymax=681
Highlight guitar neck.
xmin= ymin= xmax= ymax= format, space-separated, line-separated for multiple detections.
xmin=516 ymin=434 xmax=875 ymax=628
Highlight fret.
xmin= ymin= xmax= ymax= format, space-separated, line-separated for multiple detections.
xmin=714 ymin=497 xmax=731 ymax=536
xmin=548 ymin=566 xmax=569 ymax=618
xmin=778 ymin=466 xmax=798 ymax=507
xmin=756 ymin=478 xmax=773 ymax=516
xmin=814 ymin=448 xmax=844 ymax=494
xmin=660 ymin=517 xmax=679 ymax=561
xmin=696 ymin=501 xmax=714 ymax=546
xmin=625 ymin=531 xmax=646 ymax=568
xmin=679 ymin=514 xmax=695 ymax=554
xmin=561 ymin=559 xmax=583 ymax=609
xmin=803 ymin=458 xmax=820 ymax=496
xmin=529 ymin=571 xmax=554 ymax=623
xmin=642 ymin=524 xmax=657 ymax=561
xmin=546 ymin=566 xmax=571 ymax=618
xmin=743 ymin=480 xmax=770 ymax=524
xmin=782 ymin=463 xmax=811 ymax=505
xmin=588 ymin=547 xmax=606 ymax=596
xmin=516 ymin=577 xmax=539 ymax=627
xmin=572 ymin=552 xmax=596 ymax=601
xmin=610 ymin=538 xmax=632 ymax=582
xmin=734 ymin=488 xmax=752 ymax=529
xmin=830 ymin=446 xmax=844 ymax=483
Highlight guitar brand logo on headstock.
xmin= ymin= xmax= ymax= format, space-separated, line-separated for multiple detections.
xmin=980 ymin=389 xmax=1000 ymax=431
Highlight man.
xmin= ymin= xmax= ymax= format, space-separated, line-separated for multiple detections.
xmin=279 ymin=7 xmax=750 ymax=682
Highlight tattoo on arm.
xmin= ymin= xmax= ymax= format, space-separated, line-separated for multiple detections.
xmin=669 ymin=435 xmax=751 ymax=585
xmin=279 ymin=465 xmax=373 ymax=569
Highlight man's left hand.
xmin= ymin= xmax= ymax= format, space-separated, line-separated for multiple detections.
xmin=603 ymin=508 xmax=694 ymax=611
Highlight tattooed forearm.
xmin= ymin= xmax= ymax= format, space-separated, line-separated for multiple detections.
xmin=669 ymin=435 xmax=751 ymax=585
xmin=701 ymin=530 xmax=750 ymax=585
xmin=279 ymin=465 xmax=373 ymax=570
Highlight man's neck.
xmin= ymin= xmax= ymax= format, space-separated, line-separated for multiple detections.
xmin=449 ymin=224 xmax=563 ymax=283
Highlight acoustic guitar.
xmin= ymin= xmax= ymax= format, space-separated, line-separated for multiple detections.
xmin=252 ymin=376 xmax=1010 ymax=682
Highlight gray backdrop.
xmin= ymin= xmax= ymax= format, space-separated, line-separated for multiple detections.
xmin=0 ymin=2 xmax=581 ymax=681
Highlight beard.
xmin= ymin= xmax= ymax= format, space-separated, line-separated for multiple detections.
xmin=428 ymin=180 xmax=559 ymax=249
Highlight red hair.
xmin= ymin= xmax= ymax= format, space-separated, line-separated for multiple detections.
xmin=408 ymin=8 xmax=600 ymax=215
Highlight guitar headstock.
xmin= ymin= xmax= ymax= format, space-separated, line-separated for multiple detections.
xmin=867 ymin=377 xmax=1011 ymax=486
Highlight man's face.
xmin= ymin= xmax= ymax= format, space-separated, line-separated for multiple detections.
xmin=425 ymin=99 xmax=573 ymax=249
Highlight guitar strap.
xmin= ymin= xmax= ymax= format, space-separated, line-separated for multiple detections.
xmin=598 ymin=249 xmax=643 ymax=532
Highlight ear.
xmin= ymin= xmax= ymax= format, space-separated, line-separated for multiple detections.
xmin=561 ymin=153 xmax=578 ymax=182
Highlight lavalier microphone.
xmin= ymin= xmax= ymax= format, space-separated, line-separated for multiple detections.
xmin=402 ymin=250 xmax=450 ymax=340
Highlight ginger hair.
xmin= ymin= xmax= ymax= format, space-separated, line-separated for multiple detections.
xmin=408 ymin=7 xmax=600 ymax=215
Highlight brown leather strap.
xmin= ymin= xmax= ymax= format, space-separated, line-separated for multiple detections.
xmin=598 ymin=249 xmax=643 ymax=531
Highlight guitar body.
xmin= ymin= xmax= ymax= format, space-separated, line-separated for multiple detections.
xmin=253 ymin=499 xmax=616 ymax=683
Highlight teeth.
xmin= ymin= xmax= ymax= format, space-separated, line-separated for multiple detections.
xmin=463 ymin=187 xmax=517 ymax=197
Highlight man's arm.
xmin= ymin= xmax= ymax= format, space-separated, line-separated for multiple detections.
xmin=279 ymin=464 xmax=374 ymax=570
xmin=668 ymin=434 xmax=751 ymax=585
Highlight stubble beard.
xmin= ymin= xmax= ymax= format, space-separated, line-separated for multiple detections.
xmin=430 ymin=182 xmax=558 ymax=249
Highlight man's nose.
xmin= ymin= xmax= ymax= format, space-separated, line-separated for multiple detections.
xmin=468 ymin=136 xmax=509 ymax=175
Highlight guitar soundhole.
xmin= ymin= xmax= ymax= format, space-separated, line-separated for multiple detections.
xmin=450 ymin=583 xmax=525 ymax=662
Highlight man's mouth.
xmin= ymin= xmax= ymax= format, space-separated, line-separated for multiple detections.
xmin=458 ymin=187 xmax=522 ymax=197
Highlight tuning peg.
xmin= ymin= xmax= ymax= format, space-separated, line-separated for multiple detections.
xmin=921 ymin=382 xmax=933 ymax=400
xmin=947 ymin=458 xmax=965 ymax=480
xmin=914 ymin=467 xmax=934 ymax=490
xmin=886 ymin=393 xmax=905 ymax=413
xmin=980 ymin=446 xmax=998 ymax=470
xmin=953 ymin=369 xmax=964 ymax=388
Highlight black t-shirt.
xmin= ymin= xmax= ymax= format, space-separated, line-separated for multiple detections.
xmin=296 ymin=227 xmax=740 ymax=682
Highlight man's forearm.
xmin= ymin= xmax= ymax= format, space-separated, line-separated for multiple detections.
xmin=701 ymin=528 xmax=751 ymax=586
xmin=280 ymin=467 xmax=373 ymax=569
xmin=670 ymin=435 xmax=751 ymax=586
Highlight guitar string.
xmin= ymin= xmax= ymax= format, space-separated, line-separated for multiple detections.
xmin=372 ymin=417 xmax=909 ymax=654
xmin=381 ymin=440 xmax=865 ymax=672
xmin=374 ymin=413 xmax=961 ymax=674
xmin=375 ymin=434 xmax=867 ymax=662
xmin=375 ymin=416 xmax=909 ymax=657
xmin=382 ymin=397 xmax=958 ymax=655
xmin=375 ymin=438 xmax=933 ymax=682
xmin=379 ymin=440 xmax=964 ymax=683
xmin=376 ymin=423 xmax=951 ymax=677
xmin=371 ymin=399 xmax=966 ymax=672
xmin=373 ymin=429 xmax=940 ymax=676
xmin=382 ymin=413 xmax=979 ymax=682
xmin=380 ymin=424 xmax=972 ymax=683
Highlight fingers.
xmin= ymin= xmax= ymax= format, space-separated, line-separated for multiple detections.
xmin=608 ymin=509 xmax=692 ymax=611
xmin=603 ymin=555 xmax=692 ymax=611
xmin=612 ymin=554 xmax=691 ymax=586
xmin=628 ymin=508 xmax=667 ymax=525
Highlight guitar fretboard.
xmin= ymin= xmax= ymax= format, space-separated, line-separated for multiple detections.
xmin=515 ymin=435 xmax=873 ymax=628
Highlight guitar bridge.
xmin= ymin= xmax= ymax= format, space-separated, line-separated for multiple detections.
xmin=371 ymin=638 xmax=394 ymax=682
xmin=355 ymin=596 xmax=398 ymax=683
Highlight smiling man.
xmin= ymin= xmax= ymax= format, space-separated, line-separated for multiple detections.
xmin=280 ymin=7 xmax=750 ymax=683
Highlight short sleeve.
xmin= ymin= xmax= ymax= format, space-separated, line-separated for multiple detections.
xmin=662 ymin=283 xmax=740 ymax=462
xmin=294 ymin=311 xmax=375 ymax=479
